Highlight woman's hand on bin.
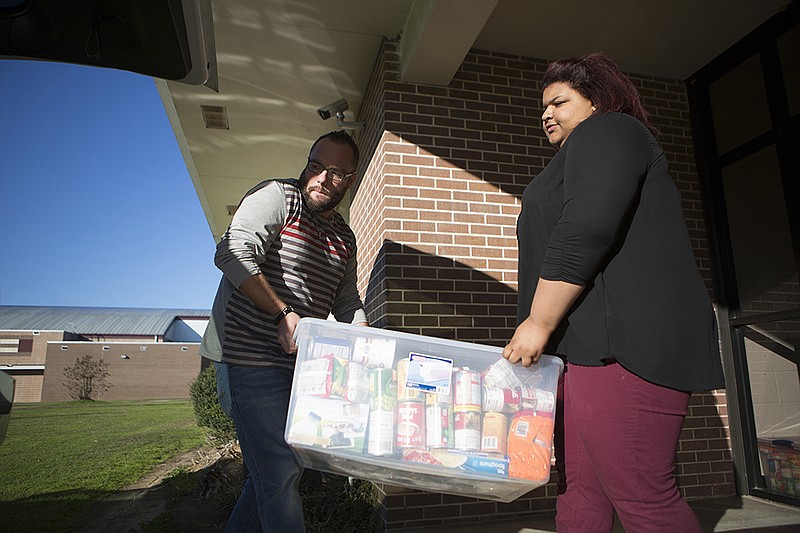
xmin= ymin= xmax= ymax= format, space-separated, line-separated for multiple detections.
xmin=503 ymin=317 xmax=550 ymax=367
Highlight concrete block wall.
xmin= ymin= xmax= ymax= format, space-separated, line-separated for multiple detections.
xmin=349 ymin=39 xmax=733 ymax=530
xmin=40 ymin=341 xmax=201 ymax=402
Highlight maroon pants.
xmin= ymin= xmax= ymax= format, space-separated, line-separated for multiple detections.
xmin=555 ymin=362 xmax=700 ymax=533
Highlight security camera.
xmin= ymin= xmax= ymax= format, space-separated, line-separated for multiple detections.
xmin=317 ymin=98 xmax=349 ymax=120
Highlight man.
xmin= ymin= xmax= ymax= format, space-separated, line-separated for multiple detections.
xmin=200 ymin=130 xmax=368 ymax=532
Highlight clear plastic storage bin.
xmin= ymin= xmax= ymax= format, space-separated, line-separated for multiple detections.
xmin=285 ymin=318 xmax=564 ymax=503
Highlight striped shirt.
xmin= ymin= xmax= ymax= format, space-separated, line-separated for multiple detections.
xmin=199 ymin=178 xmax=365 ymax=368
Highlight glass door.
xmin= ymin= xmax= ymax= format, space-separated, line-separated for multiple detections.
xmin=688 ymin=4 xmax=800 ymax=505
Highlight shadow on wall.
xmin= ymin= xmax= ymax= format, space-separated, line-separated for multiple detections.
xmin=363 ymin=240 xmax=518 ymax=347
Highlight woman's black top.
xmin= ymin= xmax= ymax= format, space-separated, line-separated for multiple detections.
xmin=517 ymin=112 xmax=725 ymax=392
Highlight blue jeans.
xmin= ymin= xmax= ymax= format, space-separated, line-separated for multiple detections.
xmin=226 ymin=363 xmax=305 ymax=533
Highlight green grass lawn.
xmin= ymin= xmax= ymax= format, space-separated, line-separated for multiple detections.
xmin=0 ymin=400 xmax=206 ymax=533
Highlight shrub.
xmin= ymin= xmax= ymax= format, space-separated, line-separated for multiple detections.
xmin=189 ymin=365 xmax=237 ymax=442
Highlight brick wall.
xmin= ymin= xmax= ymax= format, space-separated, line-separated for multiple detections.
xmin=40 ymin=342 xmax=201 ymax=402
xmin=0 ymin=330 xmax=62 ymax=402
xmin=350 ymin=39 xmax=734 ymax=530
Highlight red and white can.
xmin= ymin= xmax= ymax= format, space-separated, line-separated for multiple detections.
xmin=520 ymin=386 xmax=556 ymax=416
xmin=454 ymin=368 xmax=482 ymax=413
xmin=396 ymin=400 xmax=426 ymax=448
xmin=454 ymin=410 xmax=481 ymax=451
xmin=482 ymin=386 xmax=522 ymax=413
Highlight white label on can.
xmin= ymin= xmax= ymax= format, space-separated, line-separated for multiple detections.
xmin=367 ymin=410 xmax=395 ymax=456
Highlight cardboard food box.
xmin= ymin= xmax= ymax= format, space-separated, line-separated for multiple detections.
xmin=758 ymin=437 xmax=800 ymax=496
xmin=285 ymin=318 xmax=564 ymax=503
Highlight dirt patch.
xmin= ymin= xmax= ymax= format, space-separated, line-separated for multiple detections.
xmin=76 ymin=442 xmax=243 ymax=533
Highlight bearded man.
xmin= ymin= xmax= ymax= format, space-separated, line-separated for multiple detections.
xmin=201 ymin=130 xmax=367 ymax=532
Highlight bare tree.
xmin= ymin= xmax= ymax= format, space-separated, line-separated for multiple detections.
xmin=63 ymin=355 xmax=111 ymax=400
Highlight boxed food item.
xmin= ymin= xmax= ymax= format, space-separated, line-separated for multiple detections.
xmin=758 ymin=437 xmax=800 ymax=496
xmin=285 ymin=317 xmax=564 ymax=503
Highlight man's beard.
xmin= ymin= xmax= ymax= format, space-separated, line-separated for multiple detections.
xmin=301 ymin=179 xmax=345 ymax=214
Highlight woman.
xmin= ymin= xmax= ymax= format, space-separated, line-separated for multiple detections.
xmin=502 ymin=52 xmax=725 ymax=532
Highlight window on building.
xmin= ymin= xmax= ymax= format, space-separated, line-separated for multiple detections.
xmin=0 ymin=339 xmax=20 ymax=353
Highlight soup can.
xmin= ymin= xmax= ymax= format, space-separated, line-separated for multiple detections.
xmin=482 ymin=386 xmax=521 ymax=413
xmin=454 ymin=410 xmax=481 ymax=451
xmin=454 ymin=368 xmax=481 ymax=412
xmin=520 ymin=386 xmax=556 ymax=416
xmin=396 ymin=400 xmax=425 ymax=448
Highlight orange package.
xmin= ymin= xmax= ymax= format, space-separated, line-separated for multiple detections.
xmin=507 ymin=410 xmax=555 ymax=481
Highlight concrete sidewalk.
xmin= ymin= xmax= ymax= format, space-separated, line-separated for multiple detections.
xmin=398 ymin=495 xmax=800 ymax=532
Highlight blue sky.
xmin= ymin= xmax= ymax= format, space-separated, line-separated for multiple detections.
xmin=0 ymin=60 xmax=221 ymax=310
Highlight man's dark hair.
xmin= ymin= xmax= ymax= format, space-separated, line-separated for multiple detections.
xmin=309 ymin=130 xmax=360 ymax=169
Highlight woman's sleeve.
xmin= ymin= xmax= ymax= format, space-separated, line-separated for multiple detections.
xmin=540 ymin=113 xmax=652 ymax=284
xmin=214 ymin=180 xmax=286 ymax=288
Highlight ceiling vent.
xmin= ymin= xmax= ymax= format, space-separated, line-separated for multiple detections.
xmin=201 ymin=105 xmax=229 ymax=129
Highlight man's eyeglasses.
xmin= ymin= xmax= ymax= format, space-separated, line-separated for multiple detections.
xmin=306 ymin=159 xmax=356 ymax=184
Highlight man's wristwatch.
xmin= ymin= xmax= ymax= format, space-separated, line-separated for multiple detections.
xmin=273 ymin=305 xmax=295 ymax=326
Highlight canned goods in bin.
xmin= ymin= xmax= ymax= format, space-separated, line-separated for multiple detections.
xmin=454 ymin=368 xmax=481 ymax=412
xmin=481 ymin=412 xmax=508 ymax=454
xmin=396 ymin=358 xmax=424 ymax=401
xmin=425 ymin=403 xmax=453 ymax=448
xmin=454 ymin=410 xmax=481 ymax=451
xmin=482 ymin=386 xmax=521 ymax=413
xmin=396 ymin=400 xmax=425 ymax=448
xmin=369 ymin=368 xmax=396 ymax=411
xmin=520 ymin=386 xmax=556 ymax=416
xmin=482 ymin=357 xmax=525 ymax=389
xmin=425 ymin=385 xmax=453 ymax=406
xmin=367 ymin=409 xmax=395 ymax=456
xmin=345 ymin=361 xmax=370 ymax=403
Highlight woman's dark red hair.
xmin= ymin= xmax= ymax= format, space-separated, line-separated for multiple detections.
xmin=542 ymin=52 xmax=658 ymax=136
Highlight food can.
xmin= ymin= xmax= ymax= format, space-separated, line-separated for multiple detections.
xmin=482 ymin=358 xmax=525 ymax=389
xmin=296 ymin=355 xmax=334 ymax=397
xmin=520 ymin=386 xmax=556 ymax=416
xmin=481 ymin=411 xmax=509 ymax=454
xmin=454 ymin=368 xmax=482 ymax=412
xmin=396 ymin=358 xmax=424 ymax=401
xmin=352 ymin=337 xmax=395 ymax=369
xmin=345 ymin=361 xmax=370 ymax=403
xmin=396 ymin=400 xmax=426 ymax=448
xmin=482 ymin=386 xmax=521 ymax=413
xmin=369 ymin=368 xmax=396 ymax=411
xmin=366 ymin=409 xmax=395 ymax=456
xmin=425 ymin=403 xmax=454 ymax=449
xmin=328 ymin=357 xmax=349 ymax=399
xmin=425 ymin=383 xmax=453 ymax=406
xmin=454 ymin=410 xmax=481 ymax=451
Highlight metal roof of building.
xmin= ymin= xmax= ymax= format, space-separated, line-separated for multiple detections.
xmin=0 ymin=306 xmax=210 ymax=336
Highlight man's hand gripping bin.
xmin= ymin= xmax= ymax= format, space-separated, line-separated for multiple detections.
xmin=285 ymin=318 xmax=564 ymax=503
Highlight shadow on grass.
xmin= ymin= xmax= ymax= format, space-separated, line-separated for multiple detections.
xmin=3 ymin=447 xmax=382 ymax=533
